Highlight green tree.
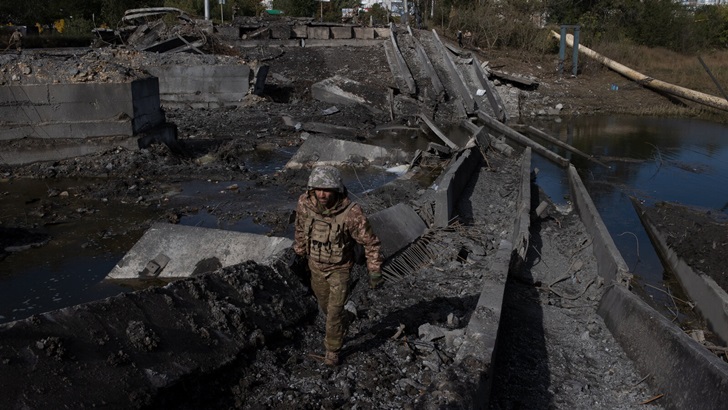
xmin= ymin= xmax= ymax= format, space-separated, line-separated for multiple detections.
xmin=694 ymin=5 xmax=728 ymax=49
xmin=273 ymin=0 xmax=318 ymax=17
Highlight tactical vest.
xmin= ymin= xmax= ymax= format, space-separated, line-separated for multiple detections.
xmin=304 ymin=202 xmax=356 ymax=264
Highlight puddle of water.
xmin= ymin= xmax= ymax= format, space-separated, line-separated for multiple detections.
xmin=0 ymin=150 xmax=411 ymax=323
xmin=0 ymin=178 xmax=161 ymax=323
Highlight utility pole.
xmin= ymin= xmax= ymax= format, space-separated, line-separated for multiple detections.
xmin=204 ymin=0 xmax=210 ymax=20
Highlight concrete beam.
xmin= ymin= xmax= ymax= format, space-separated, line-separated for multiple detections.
xmin=308 ymin=26 xmax=330 ymax=39
xmin=568 ymin=165 xmax=631 ymax=286
xmin=374 ymin=28 xmax=391 ymax=38
xmin=106 ymin=223 xmax=292 ymax=280
xmin=431 ymin=29 xmax=475 ymax=115
xmin=455 ymin=239 xmax=512 ymax=400
xmin=389 ymin=24 xmax=416 ymax=96
xmin=0 ymin=78 xmax=164 ymax=140
xmin=292 ymin=25 xmax=308 ymax=38
xmin=472 ymin=54 xmax=507 ymax=123
xmin=477 ymin=110 xmax=569 ymax=167
xmin=146 ymin=65 xmax=250 ymax=108
xmin=353 ymin=27 xmax=375 ymax=40
xmin=330 ymin=26 xmax=353 ymax=39
xmin=599 ymin=284 xmax=728 ymax=410
xmin=407 ymin=25 xmax=445 ymax=100
xmin=512 ymin=148 xmax=532 ymax=259
xmin=285 ymin=134 xmax=410 ymax=169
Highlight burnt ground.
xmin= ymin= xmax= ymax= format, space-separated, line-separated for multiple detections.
xmin=1 ymin=25 xmax=723 ymax=408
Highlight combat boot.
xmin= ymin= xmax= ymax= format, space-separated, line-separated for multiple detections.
xmin=324 ymin=351 xmax=339 ymax=366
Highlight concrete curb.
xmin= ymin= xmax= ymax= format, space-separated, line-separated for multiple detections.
xmin=567 ymin=165 xmax=631 ymax=286
xmin=634 ymin=201 xmax=728 ymax=345
xmin=455 ymin=148 xmax=532 ymax=406
xmin=599 ymin=284 xmax=728 ymax=409
xmin=512 ymin=147 xmax=532 ymax=258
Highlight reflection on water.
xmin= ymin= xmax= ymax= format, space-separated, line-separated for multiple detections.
xmin=530 ymin=115 xmax=728 ymax=325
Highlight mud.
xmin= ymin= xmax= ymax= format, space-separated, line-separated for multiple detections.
xmin=639 ymin=201 xmax=728 ymax=293
xmin=0 ymin=24 xmax=708 ymax=408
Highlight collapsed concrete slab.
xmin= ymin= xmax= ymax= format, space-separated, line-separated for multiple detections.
xmin=310 ymin=75 xmax=387 ymax=114
xmin=106 ymin=223 xmax=292 ymax=280
xmin=0 ymin=78 xmax=164 ymax=140
xmin=285 ymin=134 xmax=411 ymax=169
xmin=0 ymin=257 xmax=316 ymax=409
xmin=431 ymin=148 xmax=481 ymax=228
xmin=369 ymin=203 xmax=428 ymax=258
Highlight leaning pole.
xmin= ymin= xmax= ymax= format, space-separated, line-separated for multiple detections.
xmin=551 ymin=31 xmax=728 ymax=113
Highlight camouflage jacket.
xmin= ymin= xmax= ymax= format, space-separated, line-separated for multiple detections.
xmin=294 ymin=191 xmax=382 ymax=275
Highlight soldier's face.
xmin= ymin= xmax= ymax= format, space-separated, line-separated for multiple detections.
xmin=313 ymin=189 xmax=337 ymax=208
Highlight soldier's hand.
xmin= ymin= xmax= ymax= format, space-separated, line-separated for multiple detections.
xmin=369 ymin=272 xmax=384 ymax=289
xmin=292 ymin=253 xmax=308 ymax=270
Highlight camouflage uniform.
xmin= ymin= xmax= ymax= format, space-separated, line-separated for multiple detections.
xmin=293 ymin=166 xmax=382 ymax=359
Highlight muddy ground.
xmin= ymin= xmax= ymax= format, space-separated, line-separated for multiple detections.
xmin=638 ymin=201 xmax=728 ymax=293
xmin=0 ymin=24 xmax=722 ymax=408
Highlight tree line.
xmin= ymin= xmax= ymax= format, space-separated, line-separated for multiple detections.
xmin=1 ymin=0 xmax=726 ymax=53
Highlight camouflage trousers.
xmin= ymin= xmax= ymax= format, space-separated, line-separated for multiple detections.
xmin=310 ymin=266 xmax=351 ymax=353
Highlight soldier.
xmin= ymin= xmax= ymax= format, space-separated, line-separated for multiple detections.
xmin=293 ymin=165 xmax=383 ymax=366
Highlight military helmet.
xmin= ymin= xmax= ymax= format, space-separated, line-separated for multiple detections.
xmin=307 ymin=166 xmax=344 ymax=193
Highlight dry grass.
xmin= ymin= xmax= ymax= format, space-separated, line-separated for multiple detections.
xmin=590 ymin=42 xmax=728 ymax=98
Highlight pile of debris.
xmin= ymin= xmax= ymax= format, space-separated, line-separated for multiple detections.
xmin=94 ymin=7 xmax=219 ymax=55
